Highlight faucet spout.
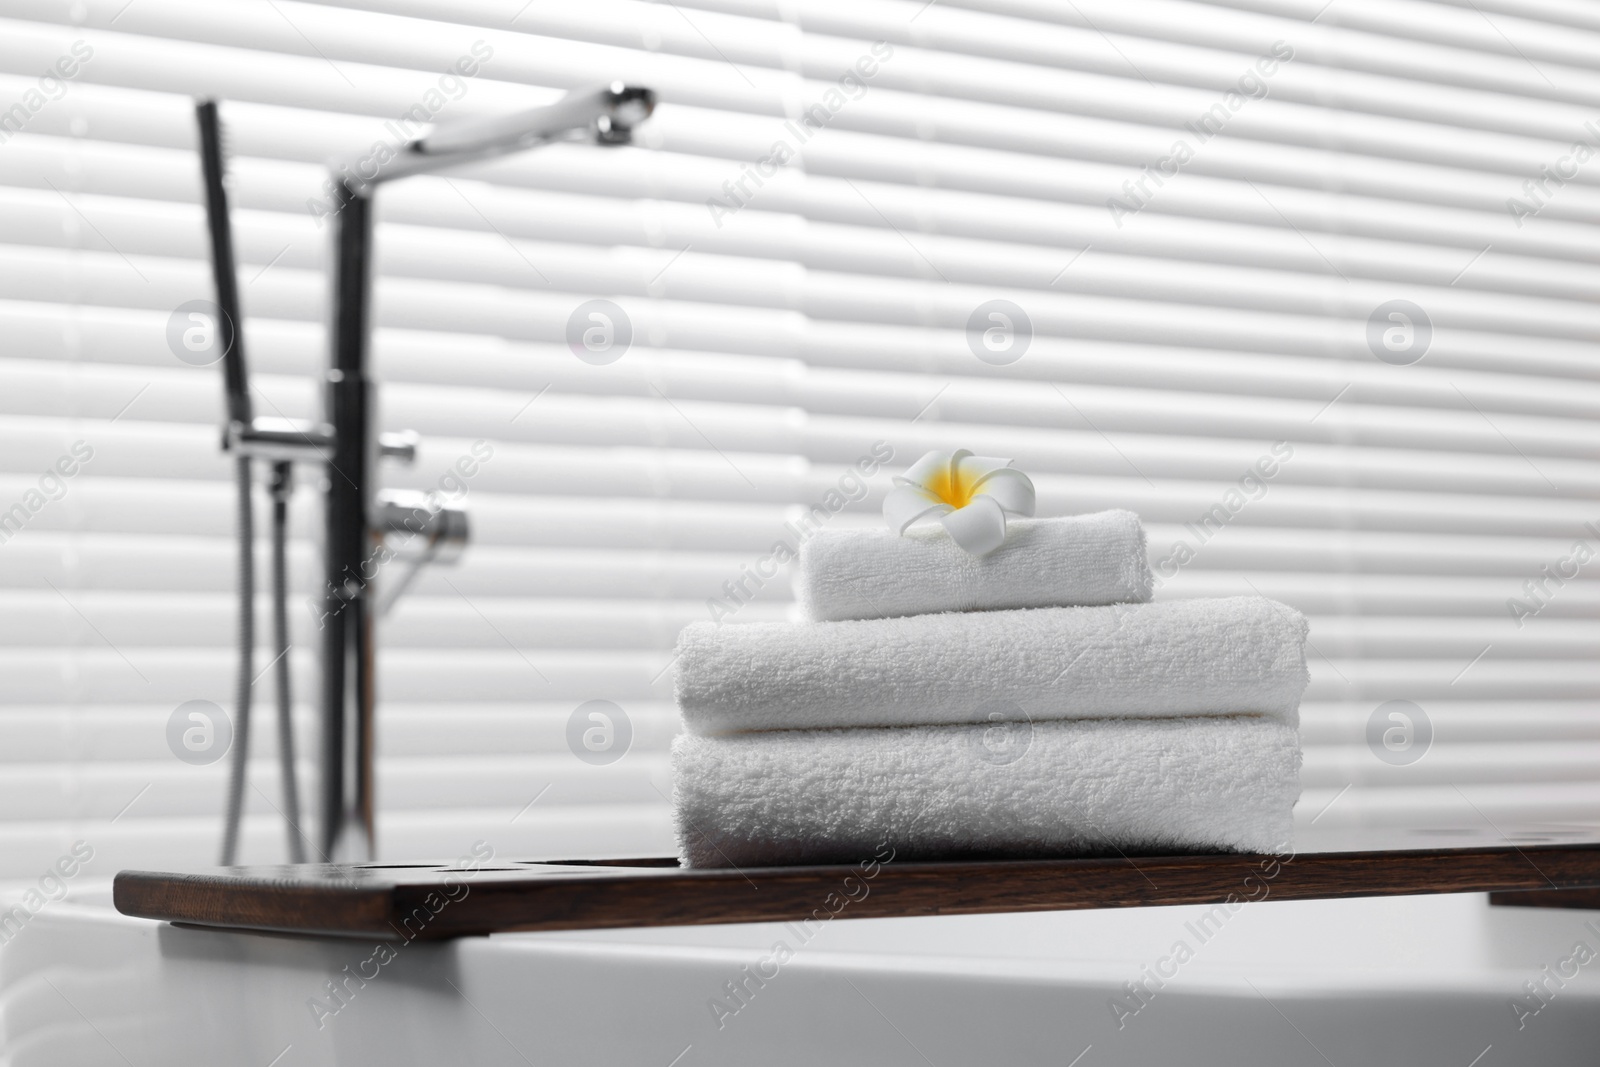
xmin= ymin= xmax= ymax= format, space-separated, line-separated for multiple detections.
xmin=335 ymin=83 xmax=658 ymax=188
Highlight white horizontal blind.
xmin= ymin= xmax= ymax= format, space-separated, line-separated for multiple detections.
xmin=0 ymin=0 xmax=1594 ymax=882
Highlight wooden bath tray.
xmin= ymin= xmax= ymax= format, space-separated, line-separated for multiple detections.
xmin=113 ymin=824 xmax=1600 ymax=940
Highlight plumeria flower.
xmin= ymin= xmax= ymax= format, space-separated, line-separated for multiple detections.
xmin=883 ymin=449 xmax=1036 ymax=556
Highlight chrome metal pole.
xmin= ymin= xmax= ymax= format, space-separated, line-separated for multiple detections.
xmin=314 ymin=84 xmax=656 ymax=863
xmin=320 ymin=179 xmax=377 ymax=862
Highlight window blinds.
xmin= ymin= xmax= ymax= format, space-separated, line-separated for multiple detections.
xmin=0 ymin=0 xmax=1595 ymax=879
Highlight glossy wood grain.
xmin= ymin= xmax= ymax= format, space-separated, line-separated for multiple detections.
xmin=114 ymin=825 xmax=1600 ymax=939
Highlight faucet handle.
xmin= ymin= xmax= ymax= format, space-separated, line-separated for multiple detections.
xmin=374 ymin=490 xmax=468 ymax=562
xmin=378 ymin=430 xmax=419 ymax=465
xmin=372 ymin=490 xmax=469 ymax=615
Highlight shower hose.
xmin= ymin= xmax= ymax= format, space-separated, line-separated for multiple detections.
xmin=218 ymin=458 xmax=306 ymax=865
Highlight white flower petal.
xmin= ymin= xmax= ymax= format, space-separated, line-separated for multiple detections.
xmin=975 ymin=467 xmax=1036 ymax=516
xmin=883 ymin=485 xmax=949 ymax=534
xmin=957 ymin=454 xmax=1015 ymax=484
xmin=939 ymin=494 xmax=1009 ymax=556
xmin=884 ymin=448 xmax=1036 ymax=555
xmin=894 ymin=450 xmax=949 ymax=491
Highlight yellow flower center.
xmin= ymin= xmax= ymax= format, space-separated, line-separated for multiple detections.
xmin=926 ymin=461 xmax=979 ymax=509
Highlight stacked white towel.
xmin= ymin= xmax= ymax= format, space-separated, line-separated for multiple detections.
xmin=677 ymin=597 xmax=1307 ymax=735
xmin=671 ymin=513 xmax=1307 ymax=868
xmin=675 ymin=718 xmax=1302 ymax=868
xmin=796 ymin=509 xmax=1153 ymax=621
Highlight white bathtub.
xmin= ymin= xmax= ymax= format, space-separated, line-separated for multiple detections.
xmin=4 ymin=889 xmax=1598 ymax=1065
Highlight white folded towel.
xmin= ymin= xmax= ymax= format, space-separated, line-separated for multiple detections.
xmin=676 ymin=596 xmax=1308 ymax=736
xmin=672 ymin=716 xmax=1301 ymax=867
xmin=797 ymin=510 xmax=1153 ymax=622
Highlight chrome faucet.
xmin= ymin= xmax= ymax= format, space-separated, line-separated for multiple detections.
xmin=196 ymin=84 xmax=657 ymax=864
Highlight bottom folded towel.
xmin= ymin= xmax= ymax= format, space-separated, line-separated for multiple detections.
xmin=672 ymin=716 xmax=1301 ymax=868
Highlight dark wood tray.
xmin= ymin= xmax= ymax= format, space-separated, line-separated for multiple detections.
xmin=114 ymin=825 xmax=1600 ymax=940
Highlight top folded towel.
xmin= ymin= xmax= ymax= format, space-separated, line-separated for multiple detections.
xmin=676 ymin=595 xmax=1309 ymax=735
xmin=797 ymin=510 xmax=1152 ymax=622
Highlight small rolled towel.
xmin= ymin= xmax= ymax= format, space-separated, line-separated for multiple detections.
xmin=797 ymin=510 xmax=1153 ymax=622
xmin=676 ymin=596 xmax=1308 ymax=735
xmin=672 ymin=716 xmax=1301 ymax=867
